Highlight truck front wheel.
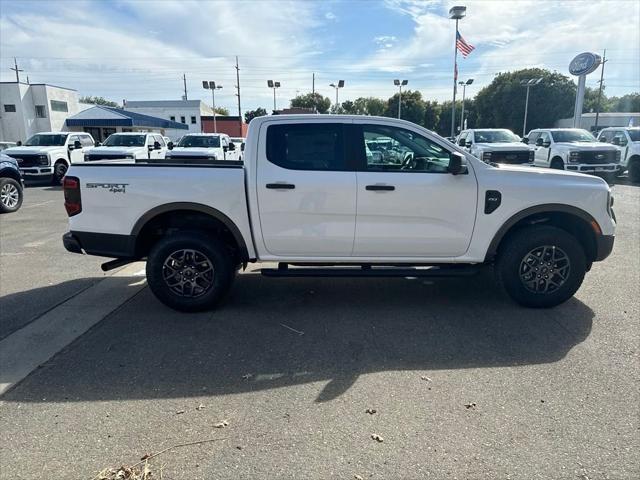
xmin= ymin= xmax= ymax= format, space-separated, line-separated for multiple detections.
xmin=146 ymin=232 xmax=234 ymax=312
xmin=52 ymin=161 xmax=68 ymax=185
xmin=495 ymin=226 xmax=587 ymax=308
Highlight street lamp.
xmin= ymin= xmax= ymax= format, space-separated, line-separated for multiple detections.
xmin=202 ymin=81 xmax=223 ymax=133
xmin=329 ymin=80 xmax=345 ymax=110
xmin=449 ymin=5 xmax=467 ymax=138
xmin=458 ymin=78 xmax=473 ymax=130
xmin=520 ymin=78 xmax=542 ymax=136
xmin=394 ymin=79 xmax=408 ymax=119
xmin=267 ymin=80 xmax=281 ymax=111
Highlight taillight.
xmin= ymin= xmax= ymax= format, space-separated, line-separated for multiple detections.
xmin=63 ymin=176 xmax=82 ymax=216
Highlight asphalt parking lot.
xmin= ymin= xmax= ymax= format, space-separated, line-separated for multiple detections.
xmin=0 ymin=180 xmax=638 ymax=479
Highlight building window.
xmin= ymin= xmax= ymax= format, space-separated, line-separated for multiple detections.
xmin=181 ymin=116 xmax=186 ymax=124
xmin=3 ymin=104 xmax=16 ymax=113
xmin=35 ymin=105 xmax=47 ymax=118
xmin=190 ymin=116 xmax=197 ymax=124
xmin=170 ymin=116 xmax=176 ymax=121
xmin=50 ymin=100 xmax=68 ymax=112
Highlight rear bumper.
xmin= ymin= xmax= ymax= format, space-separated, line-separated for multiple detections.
xmin=595 ymin=234 xmax=615 ymax=261
xmin=63 ymin=231 xmax=136 ymax=258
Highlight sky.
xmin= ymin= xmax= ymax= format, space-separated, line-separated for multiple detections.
xmin=1 ymin=0 xmax=639 ymax=115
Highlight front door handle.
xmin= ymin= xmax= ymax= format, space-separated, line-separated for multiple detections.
xmin=266 ymin=183 xmax=295 ymax=190
xmin=365 ymin=184 xmax=395 ymax=191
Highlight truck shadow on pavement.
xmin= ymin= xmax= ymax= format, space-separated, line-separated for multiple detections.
xmin=1 ymin=270 xmax=594 ymax=404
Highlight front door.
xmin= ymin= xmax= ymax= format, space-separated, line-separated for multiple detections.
xmin=68 ymin=135 xmax=84 ymax=164
xmin=256 ymin=122 xmax=356 ymax=257
xmin=533 ymin=131 xmax=552 ymax=166
xmin=352 ymin=121 xmax=477 ymax=257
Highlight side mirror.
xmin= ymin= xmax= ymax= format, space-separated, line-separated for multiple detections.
xmin=457 ymin=138 xmax=466 ymax=147
xmin=223 ymin=145 xmax=229 ymax=152
xmin=448 ymin=152 xmax=465 ymax=175
xmin=168 ymin=142 xmax=174 ymax=150
xmin=241 ymin=142 xmax=245 ymax=152
xmin=535 ymin=138 xmax=544 ymax=147
xmin=465 ymin=140 xmax=472 ymax=148
xmin=74 ymin=140 xmax=82 ymax=149
xmin=154 ymin=141 xmax=161 ymax=150
xmin=16 ymin=141 xmax=22 ymax=146
xmin=228 ymin=142 xmax=236 ymax=151
xmin=521 ymin=137 xmax=529 ymax=145
xmin=611 ymin=137 xmax=621 ymax=146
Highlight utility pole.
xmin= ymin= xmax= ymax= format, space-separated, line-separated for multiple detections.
xmin=594 ymin=49 xmax=607 ymax=132
xmin=235 ymin=56 xmax=242 ymax=134
xmin=10 ymin=57 xmax=23 ymax=83
xmin=183 ymin=73 xmax=188 ymax=100
xmin=312 ymin=72 xmax=315 ymax=112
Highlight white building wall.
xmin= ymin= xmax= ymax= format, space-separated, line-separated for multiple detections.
xmin=124 ymin=102 xmax=213 ymax=136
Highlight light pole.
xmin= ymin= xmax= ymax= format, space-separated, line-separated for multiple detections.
xmin=520 ymin=78 xmax=542 ymax=136
xmin=458 ymin=78 xmax=473 ymax=129
xmin=329 ymin=80 xmax=345 ymax=110
xmin=394 ymin=79 xmax=408 ymax=119
xmin=202 ymin=81 xmax=222 ymax=133
xmin=449 ymin=5 xmax=466 ymax=138
xmin=267 ymin=80 xmax=281 ymax=111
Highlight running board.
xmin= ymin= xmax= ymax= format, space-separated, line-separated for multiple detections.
xmin=261 ymin=264 xmax=480 ymax=278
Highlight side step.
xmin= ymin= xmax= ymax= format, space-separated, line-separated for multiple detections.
xmin=261 ymin=264 xmax=480 ymax=278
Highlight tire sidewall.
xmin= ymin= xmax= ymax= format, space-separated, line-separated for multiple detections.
xmin=0 ymin=177 xmax=23 ymax=213
xmin=146 ymin=232 xmax=234 ymax=312
xmin=497 ymin=226 xmax=586 ymax=308
xmin=53 ymin=161 xmax=68 ymax=185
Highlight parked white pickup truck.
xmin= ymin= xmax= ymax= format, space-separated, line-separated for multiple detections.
xmin=84 ymin=132 xmax=167 ymax=162
xmin=62 ymin=115 xmax=615 ymax=311
xmin=3 ymin=132 xmax=95 ymax=184
xmin=457 ymin=129 xmax=535 ymax=165
xmin=525 ymin=128 xmax=620 ymax=179
xmin=164 ymin=133 xmax=239 ymax=163
xmin=597 ymin=127 xmax=640 ymax=182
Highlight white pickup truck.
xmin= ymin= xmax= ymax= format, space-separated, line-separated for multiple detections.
xmin=525 ymin=128 xmax=620 ymax=179
xmin=596 ymin=127 xmax=640 ymax=182
xmin=164 ymin=133 xmax=240 ymax=163
xmin=62 ymin=115 xmax=615 ymax=311
xmin=457 ymin=128 xmax=535 ymax=165
xmin=3 ymin=132 xmax=95 ymax=184
xmin=84 ymin=132 xmax=167 ymax=162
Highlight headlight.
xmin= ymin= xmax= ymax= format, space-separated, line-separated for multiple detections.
xmin=38 ymin=154 xmax=49 ymax=166
xmin=482 ymin=151 xmax=492 ymax=162
xmin=569 ymin=151 xmax=580 ymax=163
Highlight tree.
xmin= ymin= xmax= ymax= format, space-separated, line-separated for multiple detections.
xmin=80 ymin=96 xmax=119 ymax=108
xmin=423 ymin=101 xmax=441 ymax=131
xmin=384 ymin=90 xmax=425 ymax=125
xmin=214 ymin=107 xmax=230 ymax=116
xmin=244 ymin=107 xmax=268 ymax=124
xmin=474 ymin=68 xmax=576 ymax=136
xmin=290 ymin=92 xmax=331 ymax=113
xmin=607 ymin=93 xmax=640 ymax=112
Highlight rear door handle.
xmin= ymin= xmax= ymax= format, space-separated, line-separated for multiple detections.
xmin=365 ymin=184 xmax=395 ymax=191
xmin=266 ymin=183 xmax=295 ymax=190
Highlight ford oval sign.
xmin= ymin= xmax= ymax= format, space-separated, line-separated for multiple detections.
xmin=569 ymin=52 xmax=602 ymax=76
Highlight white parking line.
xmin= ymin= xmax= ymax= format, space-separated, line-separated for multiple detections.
xmin=22 ymin=200 xmax=54 ymax=209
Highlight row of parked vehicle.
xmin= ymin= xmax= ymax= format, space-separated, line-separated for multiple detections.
xmin=454 ymin=126 xmax=639 ymax=183
xmin=1 ymin=131 xmax=246 ymax=186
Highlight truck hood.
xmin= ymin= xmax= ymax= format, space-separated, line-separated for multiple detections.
xmin=3 ymin=146 xmax=63 ymax=156
xmin=86 ymin=146 xmax=145 ymax=155
xmin=167 ymin=147 xmax=219 ymax=156
xmin=554 ymin=142 xmax=618 ymax=151
xmin=475 ymin=142 xmax=531 ymax=151
xmin=493 ymin=163 xmax=607 ymax=184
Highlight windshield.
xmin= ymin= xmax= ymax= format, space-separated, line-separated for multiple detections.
xmin=628 ymin=129 xmax=640 ymax=141
xmin=177 ymin=136 xmax=221 ymax=148
xmin=474 ymin=130 xmax=520 ymax=143
xmin=550 ymin=130 xmax=596 ymax=143
xmin=103 ymin=134 xmax=146 ymax=147
xmin=25 ymin=133 xmax=68 ymax=146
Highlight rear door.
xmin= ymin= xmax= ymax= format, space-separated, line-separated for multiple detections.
xmin=352 ymin=121 xmax=477 ymax=257
xmin=256 ymin=121 xmax=357 ymax=257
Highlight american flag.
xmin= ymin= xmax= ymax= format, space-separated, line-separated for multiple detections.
xmin=456 ymin=31 xmax=475 ymax=58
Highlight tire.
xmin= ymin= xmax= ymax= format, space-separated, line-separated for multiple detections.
xmin=52 ymin=161 xmax=68 ymax=185
xmin=550 ymin=158 xmax=564 ymax=170
xmin=0 ymin=177 xmax=23 ymax=213
xmin=146 ymin=231 xmax=235 ymax=312
xmin=602 ymin=172 xmax=617 ymax=185
xmin=495 ymin=225 xmax=587 ymax=308
xmin=629 ymin=159 xmax=640 ymax=183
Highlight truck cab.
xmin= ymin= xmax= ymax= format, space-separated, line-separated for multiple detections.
xmin=164 ymin=133 xmax=239 ymax=163
xmin=457 ymin=128 xmax=534 ymax=165
xmin=597 ymin=127 xmax=640 ymax=182
xmin=84 ymin=132 xmax=167 ymax=162
xmin=526 ymin=128 xmax=620 ymax=179
xmin=3 ymin=132 xmax=95 ymax=184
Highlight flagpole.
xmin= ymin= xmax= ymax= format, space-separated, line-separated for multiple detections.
xmin=450 ymin=19 xmax=459 ymax=139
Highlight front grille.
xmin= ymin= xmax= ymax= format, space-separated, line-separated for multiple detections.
xmin=577 ymin=151 xmax=617 ymax=164
xmin=86 ymin=153 xmax=132 ymax=161
xmin=491 ymin=151 xmax=531 ymax=164
xmin=8 ymin=154 xmax=41 ymax=167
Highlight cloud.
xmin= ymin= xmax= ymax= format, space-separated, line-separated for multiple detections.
xmin=325 ymin=11 xmax=337 ymax=21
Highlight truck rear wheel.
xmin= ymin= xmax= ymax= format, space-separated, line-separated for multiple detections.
xmin=146 ymin=232 xmax=234 ymax=312
xmin=495 ymin=226 xmax=586 ymax=308
xmin=629 ymin=159 xmax=640 ymax=183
